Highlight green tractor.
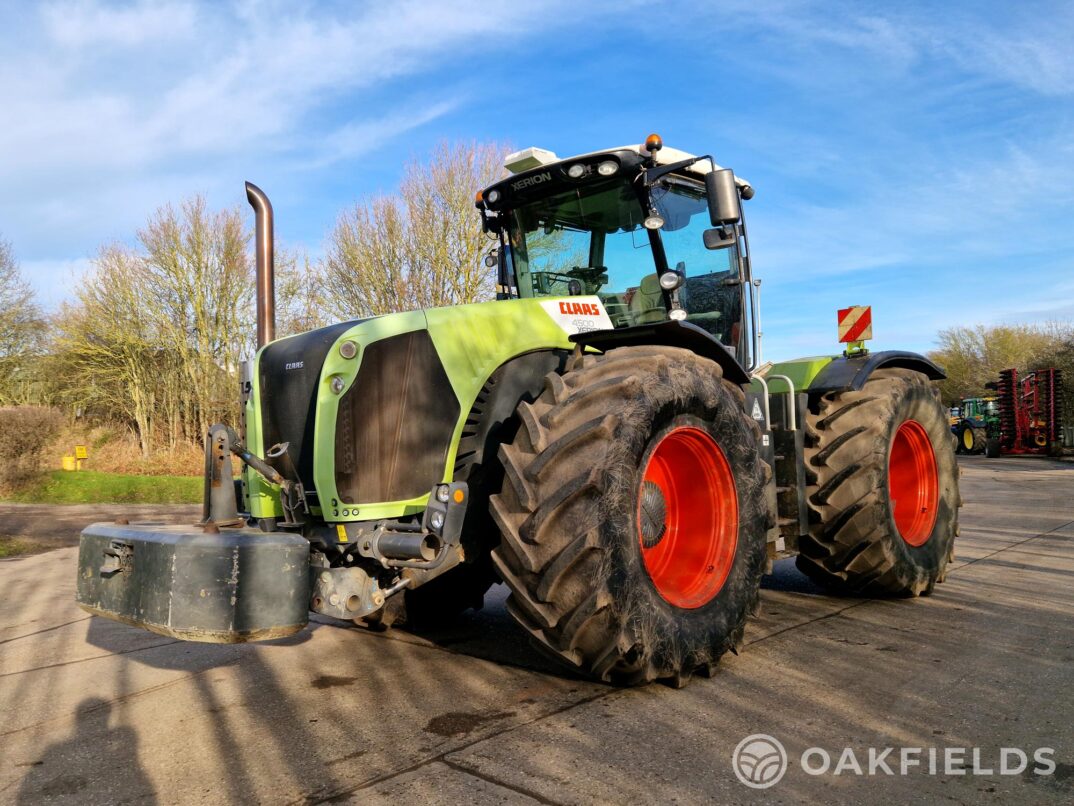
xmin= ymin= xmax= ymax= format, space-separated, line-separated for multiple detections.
xmin=77 ymin=134 xmax=959 ymax=686
xmin=950 ymin=396 xmax=999 ymax=454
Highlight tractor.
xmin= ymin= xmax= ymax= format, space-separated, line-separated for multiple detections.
xmin=950 ymin=396 xmax=998 ymax=454
xmin=77 ymin=135 xmax=960 ymax=686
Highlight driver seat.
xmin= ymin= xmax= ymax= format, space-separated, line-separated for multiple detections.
xmin=628 ymin=274 xmax=667 ymax=324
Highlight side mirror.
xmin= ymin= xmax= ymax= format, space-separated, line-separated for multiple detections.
xmin=703 ymin=226 xmax=736 ymax=250
xmin=706 ymin=168 xmax=741 ymax=225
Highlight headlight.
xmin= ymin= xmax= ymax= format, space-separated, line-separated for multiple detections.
xmin=643 ymin=213 xmax=665 ymax=230
xmin=430 ymin=511 xmax=445 ymax=530
xmin=669 ymin=308 xmax=687 ymax=321
xmin=486 ymin=189 xmax=501 ymax=204
xmin=436 ymin=484 xmax=450 ymax=503
xmin=659 ymin=271 xmax=684 ymax=290
xmin=597 ymin=160 xmax=618 ymax=176
xmin=567 ymin=163 xmax=586 ymax=178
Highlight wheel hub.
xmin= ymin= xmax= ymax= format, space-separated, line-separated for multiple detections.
xmin=637 ymin=426 xmax=738 ymax=609
xmin=639 ymin=481 xmax=667 ymax=549
xmin=889 ymin=419 xmax=939 ymax=546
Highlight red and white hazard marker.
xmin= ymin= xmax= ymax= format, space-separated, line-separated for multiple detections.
xmin=837 ymin=305 xmax=872 ymax=343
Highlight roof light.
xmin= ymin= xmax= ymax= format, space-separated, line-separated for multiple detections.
xmin=597 ymin=160 xmax=618 ymax=176
xmin=567 ymin=163 xmax=586 ymax=179
xmin=486 ymin=189 xmax=501 ymax=204
xmin=645 ymin=133 xmax=663 ymax=153
xmin=644 ymin=212 xmax=665 ymax=230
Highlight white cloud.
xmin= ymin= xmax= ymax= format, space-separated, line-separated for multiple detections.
xmin=0 ymin=1 xmax=594 ymax=180
xmin=41 ymin=0 xmax=197 ymax=47
xmin=0 ymin=0 xmax=612 ymax=300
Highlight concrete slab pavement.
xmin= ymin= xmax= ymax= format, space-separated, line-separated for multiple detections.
xmin=1 ymin=456 xmax=1071 ymax=804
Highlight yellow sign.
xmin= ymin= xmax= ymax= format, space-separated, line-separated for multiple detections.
xmin=74 ymin=445 xmax=88 ymax=460
xmin=62 ymin=455 xmax=76 ymax=472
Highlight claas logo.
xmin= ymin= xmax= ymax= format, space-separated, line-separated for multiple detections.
xmin=559 ymin=301 xmax=601 ymax=316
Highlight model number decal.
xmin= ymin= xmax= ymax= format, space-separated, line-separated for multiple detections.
xmin=539 ymin=297 xmax=614 ymax=335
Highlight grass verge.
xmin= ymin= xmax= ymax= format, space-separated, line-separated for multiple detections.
xmin=0 ymin=537 xmax=53 ymax=558
xmin=3 ymin=470 xmax=201 ymax=505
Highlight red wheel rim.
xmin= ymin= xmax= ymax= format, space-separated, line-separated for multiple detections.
xmin=637 ymin=427 xmax=738 ymax=608
xmin=888 ymin=420 xmax=939 ymax=546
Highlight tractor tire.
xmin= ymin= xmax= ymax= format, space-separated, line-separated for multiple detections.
xmin=797 ymin=368 xmax=959 ymax=596
xmin=971 ymin=428 xmax=987 ymax=454
xmin=490 ymin=346 xmax=771 ymax=686
xmin=985 ymin=437 xmax=1001 ymax=458
xmin=959 ymin=423 xmax=976 ymax=454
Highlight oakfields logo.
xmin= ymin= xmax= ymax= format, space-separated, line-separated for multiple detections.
xmin=732 ymin=734 xmax=1057 ymax=790
xmin=733 ymin=735 xmax=788 ymax=789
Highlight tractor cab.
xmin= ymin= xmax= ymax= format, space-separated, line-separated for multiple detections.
xmin=477 ymin=135 xmax=759 ymax=369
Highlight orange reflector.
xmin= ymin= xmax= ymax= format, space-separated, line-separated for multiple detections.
xmin=453 ymin=489 xmax=465 ymax=503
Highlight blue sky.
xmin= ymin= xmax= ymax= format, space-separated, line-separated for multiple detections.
xmin=1 ymin=0 xmax=1072 ymax=359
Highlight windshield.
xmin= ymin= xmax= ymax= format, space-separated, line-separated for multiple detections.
xmin=505 ymin=177 xmax=742 ymax=345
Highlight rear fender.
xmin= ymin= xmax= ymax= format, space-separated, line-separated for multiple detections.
xmin=808 ymin=350 xmax=945 ymax=394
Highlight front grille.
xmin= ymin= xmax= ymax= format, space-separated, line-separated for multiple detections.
xmin=335 ymin=330 xmax=460 ymax=504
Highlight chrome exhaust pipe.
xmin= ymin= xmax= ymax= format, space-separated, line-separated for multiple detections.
xmin=245 ymin=181 xmax=275 ymax=348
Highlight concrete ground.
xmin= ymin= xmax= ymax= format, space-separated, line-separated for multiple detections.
xmin=1 ymin=457 xmax=1071 ymax=805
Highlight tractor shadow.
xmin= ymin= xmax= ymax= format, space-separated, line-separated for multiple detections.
xmin=761 ymin=556 xmax=830 ymax=595
xmin=386 ymin=584 xmax=586 ymax=679
xmin=403 ymin=559 xmax=832 ymax=677
xmin=83 ymin=611 xmax=316 ymax=672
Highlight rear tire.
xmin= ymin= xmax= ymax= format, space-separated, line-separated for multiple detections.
xmin=490 ymin=346 xmax=771 ymax=685
xmin=797 ymin=369 xmax=959 ymax=596
xmin=985 ymin=437 xmax=1001 ymax=458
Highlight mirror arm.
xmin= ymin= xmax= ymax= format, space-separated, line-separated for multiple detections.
xmin=643 ymin=154 xmax=714 ymax=185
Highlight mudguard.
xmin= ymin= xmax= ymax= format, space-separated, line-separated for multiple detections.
xmin=570 ymin=320 xmax=751 ymax=385
xmin=808 ymin=350 xmax=945 ymax=394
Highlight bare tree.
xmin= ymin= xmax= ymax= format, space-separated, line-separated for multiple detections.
xmin=929 ymin=323 xmax=1071 ymax=404
xmin=138 ymin=197 xmax=252 ymax=439
xmin=53 ymin=245 xmax=162 ymax=457
xmin=56 ymin=198 xmax=253 ymax=454
xmin=0 ymin=238 xmax=47 ymax=404
xmin=321 ymin=141 xmax=507 ymax=318
xmin=276 ymin=249 xmax=332 ymax=336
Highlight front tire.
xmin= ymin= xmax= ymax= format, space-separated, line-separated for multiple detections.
xmin=797 ymin=369 xmax=959 ymax=596
xmin=490 ymin=347 xmax=772 ymax=685
xmin=958 ymin=423 xmax=976 ymax=454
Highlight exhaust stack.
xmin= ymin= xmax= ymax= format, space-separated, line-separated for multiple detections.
xmin=245 ymin=181 xmax=275 ymax=347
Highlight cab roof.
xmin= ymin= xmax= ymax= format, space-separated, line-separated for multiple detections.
xmin=503 ymin=143 xmax=752 ymax=192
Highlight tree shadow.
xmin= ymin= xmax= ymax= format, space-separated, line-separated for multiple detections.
xmin=15 ymin=697 xmax=157 ymax=805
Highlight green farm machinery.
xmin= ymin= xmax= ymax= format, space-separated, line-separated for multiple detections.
xmin=77 ymin=135 xmax=959 ymax=685
xmin=950 ymin=396 xmax=999 ymax=454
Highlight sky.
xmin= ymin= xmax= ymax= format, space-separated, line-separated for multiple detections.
xmin=1 ymin=0 xmax=1072 ymax=360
